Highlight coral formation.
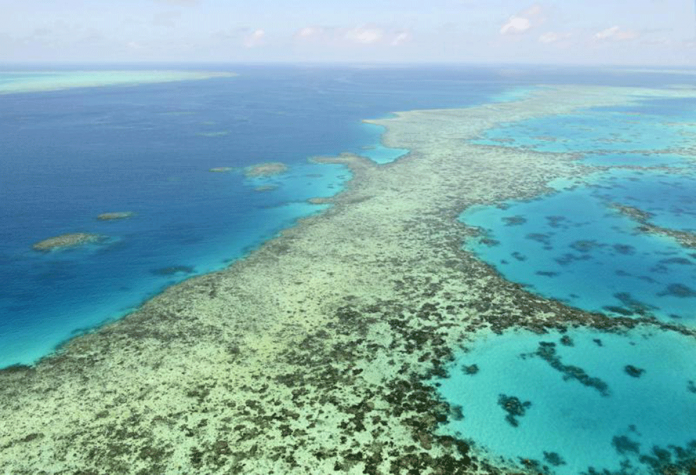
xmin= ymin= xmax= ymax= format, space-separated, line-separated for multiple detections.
xmin=97 ymin=212 xmax=134 ymax=221
xmin=244 ymin=162 xmax=288 ymax=177
xmin=32 ymin=233 xmax=103 ymax=252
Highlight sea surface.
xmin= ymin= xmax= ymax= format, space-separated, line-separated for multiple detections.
xmin=2 ymin=65 xmax=696 ymax=474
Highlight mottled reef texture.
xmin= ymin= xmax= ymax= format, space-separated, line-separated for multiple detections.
xmin=244 ymin=162 xmax=289 ymax=178
xmin=31 ymin=233 xmax=104 ymax=252
xmin=3 ymin=86 xmax=696 ymax=474
xmin=612 ymin=203 xmax=696 ymax=249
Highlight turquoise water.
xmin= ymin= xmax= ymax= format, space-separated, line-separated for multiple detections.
xmin=436 ymin=328 xmax=696 ymax=474
xmin=582 ymin=152 xmax=692 ymax=168
xmin=462 ymin=97 xmax=696 ymax=323
xmin=463 ymin=170 xmax=696 ymax=321
xmin=473 ymin=104 xmax=696 ymax=154
xmin=360 ymin=123 xmax=409 ymax=164
xmin=489 ymin=86 xmax=542 ymax=103
xmin=0 ymin=70 xmax=222 ymax=94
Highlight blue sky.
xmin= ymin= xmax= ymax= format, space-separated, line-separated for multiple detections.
xmin=0 ymin=0 xmax=693 ymax=64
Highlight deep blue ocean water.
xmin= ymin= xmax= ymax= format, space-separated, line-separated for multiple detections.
xmin=1 ymin=65 xmax=574 ymax=368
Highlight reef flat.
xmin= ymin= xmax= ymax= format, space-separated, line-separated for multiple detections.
xmin=2 ymin=86 xmax=696 ymax=474
xmin=31 ymin=233 xmax=103 ymax=252
xmin=613 ymin=203 xmax=696 ymax=249
xmin=0 ymin=71 xmax=235 ymax=95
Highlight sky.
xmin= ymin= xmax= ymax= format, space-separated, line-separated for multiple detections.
xmin=0 ymin=0 xmax=693 ymax=65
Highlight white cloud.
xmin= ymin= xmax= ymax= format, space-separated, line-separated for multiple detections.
xmin=595 ymin=26 xmax=639 ymax=42
xmin=538 ymin=32 xmax=558 ymax=43
xmin=538 ymin=31 xmax=571 ymax=44
xmin=595 ymin=26 xmax=620 ymax=40
xmin=293 ymin=25 xmax=410 ymax=47
xmin=344 ymin=26 xmax=384 ymax=45
xmin=391 ymin=31 xmax=411 ymax=46
xmin=500 ymin=17 xmax=532 ymax=35
xmin=243 ymin=29 xmax=265 ymax=48
xmin=500 ymin=3 xmax=544 ymax=35
xmin=296 ymin=26 xmax=323 ymax=39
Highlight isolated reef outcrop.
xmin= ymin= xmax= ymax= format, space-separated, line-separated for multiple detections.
xmin=32 ymin=233 xmax=103 ymax=252
xmin=244 ymin=162 xmax=288 ymax=178
xmin=97 ymin=211 xmax=134 ymax=221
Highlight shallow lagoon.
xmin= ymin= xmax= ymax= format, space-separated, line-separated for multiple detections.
xmin=473 ymin=102 xmax=696 ymax=154
xmin=463 ymin=95 xmax=696 ymax=323
xmin=436 ymin=327 xmax=696 ymax=474
xmin=463 ymin=170 xmax=696 ymax=322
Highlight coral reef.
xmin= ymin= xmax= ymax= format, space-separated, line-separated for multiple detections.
xmin=97 ymin=212 xmax=134 ymax=221
xmin=244 ymin=162 xmax=288 ymax=178
xmin=32 ymin=233 xmax=103 ymax=252
xmin=3 ymin=85 xmax=696 ymax=474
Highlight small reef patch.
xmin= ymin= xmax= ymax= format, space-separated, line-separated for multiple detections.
xmin=32 ymin=233 xmax=104 ymax=252
xmin=243 ymin=162 xmax=288 ymax=178
xmin=254 ymin=184 xmax=278 ymax=192
xmin=97 ymin=212 xmax=134 ymax=221
xmin=498 ymin=394 xmax=532 ymax=427
xmin=150 ymin=265 xmax=196 ymax=276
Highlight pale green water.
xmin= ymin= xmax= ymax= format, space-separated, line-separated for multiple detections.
xmin=0 ymin=71 xmax=232 ymax=94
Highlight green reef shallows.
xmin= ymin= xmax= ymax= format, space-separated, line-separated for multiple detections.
xmin=0 ymin=70 xmax=235 ymax=94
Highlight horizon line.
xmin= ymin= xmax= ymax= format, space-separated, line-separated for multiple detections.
xmin=1 ymin=61 xmax=696 ymax=70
